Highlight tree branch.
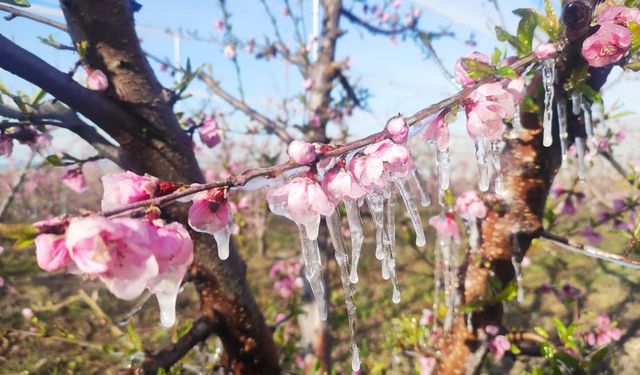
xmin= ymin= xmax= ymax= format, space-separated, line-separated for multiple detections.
xmin=0 ymin=4 xmax=67 ymax=31
xmin=539 ymin=231 xmax=640 ymax=269
xmin=340 ymin=6 xmax=416 ymax=36
xmin=0 ymin=151 xmax=33 ymax=221
xmin=600 ymin=150 xmax=636 ymax=187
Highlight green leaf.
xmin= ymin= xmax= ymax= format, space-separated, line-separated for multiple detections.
xmin=30 ymin=89 xmax=46 ymax=106
xmin=76 ymin=40 xmax=88 ymax=59
xmin=11 ymin=95 xmax=28 ymax=113
xmin=515 ymin=11 xmax=538 ymax=56
xmin=460 ymin=58 xmax=496 ymax=80
xmin=625 ymin=60 xmax=640 ymax=71
xmin=586 ymin=346 xmax=610 ymax=367
xmin=540 ymin=342 xmax=555 ymax=360
xmin=533 ymin=326 xmax=549 ymax=339
xmin=510 ymin=343 xmax=522 ymax=355
xmin=0 ymin=0 xmax=30 ymax=7
xmin=495 ymin=280 xmax=518 ymax=302
xmin=555 ymin=351 xmax=580 ymax=370
xmin=576 ymin=83 xmax=603 ymax=104
xmin=629 ymin=22 xmax=640 ymax=55
xmin=45 ymin=154 xmax=64 ymax=166
xmin=495 ymin=26 xmax=525 ymax=54
xmin=491 ymin=48 xmax=503 ymax=66
xmin=625 ymin=0 xmax=639 ymax=7
xmin=125 ymin=322 xmax=143 ymax=350
xmin=544 ymin=0 xmax=561 ymax=39
xmin=553 ymin=318 xmax=568 ymax=341
xmin=496 ymin=65 xmax=518 ymax=79
xmin=563 ymin=66 xmax=589 ymax=92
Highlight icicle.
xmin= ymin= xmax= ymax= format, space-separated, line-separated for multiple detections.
xmin=213 ymin=228 xmax=231 ymax=260
xmin=432 ymin=238 xmax=442 ymax=331
xmin=395 ymin=177 xmax=427 ymax=247
xmin=466 ymin=313 xmax=474 ymax=333
xmin=474 ymin=139 xmax=490 ymax=192
xmin=385 ymin=190 xmax=401 ymax=303
xmin=440 ymin=235 xmax=456 ymax=331
xmin=581 ymin=101 xmax=596 ymax=156
xmin=345 ymin=199 xmax=364 ymax=284
xmin=365 ymin=193 xmax=386 ymax=260
xmin=511 ymin=256 xmax=524 ymax=304
xmin=326 ymin=211 xmax=360 ymax=371
xmin=490 ymin=139 xmax=506 ymax=196
xmin=557 ymin=98 xmax=569 ymax=164
xmin=381 ymin=257 xmax=390 ymax=280
xmin=575 ymin=137 xmax=587 ymax=181
xmin=511 ymin=104 xmax=523 ymax=137
xmin=467 ymin=218 xmax=480 ymax=251
xmin=408 ymin=170 xmax=431 ymax=207
xmin=542 ymin=59 xmax=556 ymax=147
xmin=571 ymin=92 xmax=582 ymax=116
xmin=298 ymin=225 xmax=327 ymax=320
xmin=437 ymin=147 xmax=451 ymax=192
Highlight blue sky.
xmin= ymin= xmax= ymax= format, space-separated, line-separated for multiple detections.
xmin=0 ymin=0 xmax=636 ymax=165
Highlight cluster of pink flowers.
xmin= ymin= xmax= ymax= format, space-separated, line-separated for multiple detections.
xmin=34 ymin=214 xmax=193 ymax=328
xmin=268 ymin=259 xmax=302 ymax=299
xmin=268 ymin=117 xmax=414 ymax=237
xmin=582 ymin=5 xmax=638 ymax=67
xmin=0 ymin=127 xmax=52 ymax=157
xmin=454 ymin=53 xmax=524 ymax=141
xmin=61 ymin=168 xmax=87 ymax=194
xmin=586 ymin=315 xmax=622 ymax=347
xmin=455 ymin=191 xmax=487 ymax=220
xmin=486 ymin=325 xmax=511 ymax=360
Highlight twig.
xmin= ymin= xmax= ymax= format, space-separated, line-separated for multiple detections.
xmin=96 ymin=52 xmax=536 ymax=218
xmin=340 ymin=7 xmax=416 ymax=36
xmin=0 ymin=151 xmax=34 ymax=221
xmin=540 ymin=231 xmax=640 ymax=269
xmin=600 ymin=150 xmax=636 ymax=187
xmin=0 ymin=4 xmax=67 ymax=31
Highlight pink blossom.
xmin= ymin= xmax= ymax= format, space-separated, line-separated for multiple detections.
xmin=385 ymin=116 xmax=408 ymax=144
xmin=428 ymin=214 xmax=460 ymax=242
xmin=597 ymin=5 xmax=640 ymax=26
xmin=468 ymin=82 xmax=517 ymax=119
xmin=587 ymin=315 xmax=622 ymax=347
xmin=422 ymin=111 xmax=450 ymax=151
xmin=455 ymin=191 xmax=487 ymax=219
xmin=0 ymin=136 xmax=13 ymax=157
xmin=418 ymin=356 xmax=436 ymax=375
xmin=281 ymin=6 xmax=290 ymax=16
xmin=269 ymin=260 xmax=302 ymax=298
xmin=309 ymin=113 xmax=321 ymax=128
xmin=101 ymin=171 xmax=157 ymax=211
xmin=454 ymin=52 xmax=490 ymax=87
xmin=363 ymin=139 xmax=414 ymax=177
xmin=287 ymin=140 xmax=317 ymax=165
xmin=65 ymin=217 xmax=158 ymax=299
xmin=303 ymin=77 xmax=314 ymax=91
xmin=188 ymin=189 xmax=234 ymax=235
xmin=488 ymin=335 xmax=511 ymax=360
xmin=267 ymin=175 xmax=334 ymax=239
xmin=419 ymin=308 xmax=434 ymax=326
xmin=224 ymin=45 xmax=236 ymax=59
xmin=392 ymin=0 xmax=402 ymax=9
xmin=86 ymin=69 xmax=109 ymax=91
xmin=62 ymin=168 xmax=87 ymax=194
xmin=213 ymin=19 xmax=224 ymax=31
xmin=21 ymin=308 xmax=33 ymax=319
xmin=198 ymin=116 xmax=222 ymax=148
xmin=485 ymin=324 xmax=500 ymax=336
xmin=558 ymin=197 xmax=577 ymax=216
xmin=321 ymin=165 xmax=367 ymax=204
xmin=465 ymin=101 xmax=505 ymax=140
xmin=245 ymin=37 xmax=255 ymax=54
xmin=534 ymin=43 xmax=557 ymax=59
xmin=35 ymin=234 xmax=70 ymax=272
xmin=582 ymin=23 xmax=631 ymax=68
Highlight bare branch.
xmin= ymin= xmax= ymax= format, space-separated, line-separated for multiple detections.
xmin=600 ymin=150 xmax=637 ymax=188
xmin=540 ymin=231 xmax=640 ymax=269
xmin=197 ymin=71 xmax=293 ymax=143
xmin=340 ymin=6 xmax=415 ymax=36
xmin=0 ymin=4 xmax=67 ymax=31
xmin=336 ymin=70 xmax=361 ymax=108
xmin=0 ymin=151 xmax=34 ymax=221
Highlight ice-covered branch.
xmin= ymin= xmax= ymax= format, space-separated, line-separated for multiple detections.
xmin=540 ymin=231 xmax=640 ymax=269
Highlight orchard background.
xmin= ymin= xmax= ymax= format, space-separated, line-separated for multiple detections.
xmin=1 ymin=0 xmax=640 ymax=374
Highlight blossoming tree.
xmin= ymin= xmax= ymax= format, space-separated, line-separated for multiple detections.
xmin=1 ymin=0 xmax=640 ymax=374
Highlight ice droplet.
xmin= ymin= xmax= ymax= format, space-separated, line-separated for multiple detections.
xmin=213 ymin=228 xmax=231 ymax=260
xmin=490 ymin=139 xmax=506 ymax=196
xmin=345 ymin=199 xmax=364 ymax=284
xmin=326 ymin=211 xmax=360 ymax=371
xmin=511 ymin=255 xmax=524 ymax=304
xmin=571 ymin=92 xmax=582 ymax=116
xmin=395 ymin=177 xmax=427 ymax=247
xmin=437 ymin=147 xmax=451 ymax=191
xmin=542 ymin=59 xmax=556 ymax=147
xmin=575 ymin=137 xmax=587 ymax=181
xmin=365 ymin=193 xmax=386 ymax=260
xmin=408 ymin=170 xmax=431 ymax=207
xmin=298 ymin=225 xmax=327 ymax=320
xmin=581 ymin=101 xmax=597 ymax=156
xmin=384 ymin=190 xmax=401 ymax=303
xmin=511 ymin=105 xmax=523 ymax=137
xmin=475 ymin=139 xmax=490 ymax=192
xmin=557 ymin=97 xmax=569 ymax=165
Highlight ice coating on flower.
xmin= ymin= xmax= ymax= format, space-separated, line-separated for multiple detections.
xmin=351 ymin=140 xmax=415 ymax=192
xmin=582 ymin=23 xmax=631 ymax=68
xmin=455 ymin=191 xmax=487 ymax=219
xmin=597 ymin=5 xmax=640 ymax=26
xmin=198 ymin=116 xmax=222 ymax=148
xmin=287 ymin=140 xmax=317 ymax=165
xmin=428 ymin=214 xmax=460 ymax=242
xmin=534 ymin=43 xmax=557 ymax=59
xmin=466 ymin=101 xmax=506 ymax=140
xmin=422 ymin=111 xmax=450 ymax=151
xmin=267 ymin=175 xmax=335 ymax=240
xmin=454 ymin=52 xmax=490 ymax=87
xmin=187 ymin=189 xmax=235 ymax=259
xmin=62 ymin=168 xmax=87 ymax=194
xmin=101 ymin=171 xmax=157 ymax=211
xmin=147 ymin=221 xmax=194 ymax=327
xmin=385 ymin=116 xmax=408 ymax=144
xmin=0 ymin=136 xmax=13 ymax=157
xmin=468 ymin=82 xmax=517 ymax=119
xmin=321 ymin=165 xmax=366 ymax=204
xmin=35 ymin=234 xmax=70 ymax=272
xmin=86 ymin=69 xmax=109 ymax=91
